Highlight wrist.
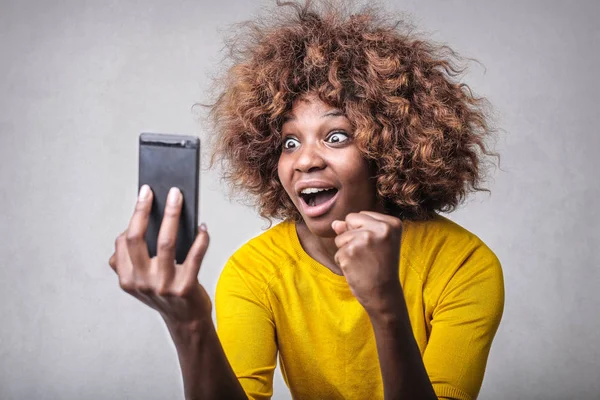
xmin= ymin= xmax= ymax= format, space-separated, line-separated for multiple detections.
xmin=365 ymin=283 xmax=408 ymax=322
xmin=164 ymin=316 xmax=214 ymax=348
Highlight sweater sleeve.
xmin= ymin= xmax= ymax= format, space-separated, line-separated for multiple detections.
xmin=422 ymin=245 xmax=505 ymax=400
xmin=215 ymin=258 xmax=278 ymax=400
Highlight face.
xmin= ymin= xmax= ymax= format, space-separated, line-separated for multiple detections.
xmin=277 ymin=95 xmax=382 ymax=237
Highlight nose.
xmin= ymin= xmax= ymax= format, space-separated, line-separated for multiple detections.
xmin=294 ymin=142 xmax=326 ymax=173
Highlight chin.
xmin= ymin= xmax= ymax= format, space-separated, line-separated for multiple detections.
xmin=304 ymin=219 xmax=337 ymax=238
xmin=300 ymin=208 xmax=348 ymax=238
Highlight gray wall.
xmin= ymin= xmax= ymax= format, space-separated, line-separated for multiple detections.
xmin=1 ymin=0 xmax=598 ymax=399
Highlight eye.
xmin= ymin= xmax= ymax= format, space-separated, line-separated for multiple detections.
xmin=283 ymin=137 xmax=300 ymax=149
xmin=327 ymin=131 xmax=350 ymax=144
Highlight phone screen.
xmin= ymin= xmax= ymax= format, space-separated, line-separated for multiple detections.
xmin=138 ymin=133 xmax=200 ymax=264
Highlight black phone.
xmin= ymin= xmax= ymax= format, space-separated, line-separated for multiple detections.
xmin=138 ymin=133 xmax=200 ymax=264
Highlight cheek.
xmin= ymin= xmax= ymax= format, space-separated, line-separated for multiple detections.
xmin=344 ymin=157 xmax=372 ymax=187
xmin=277 ymin=157 xmax=293 ymax=195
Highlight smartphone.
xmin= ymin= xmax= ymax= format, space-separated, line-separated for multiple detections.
xmin=138 ymin=133 xmax=200 ymax=264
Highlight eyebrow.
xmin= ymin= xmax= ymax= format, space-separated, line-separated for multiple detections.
xmin=322 ymin=110 xmax=344 ymax=118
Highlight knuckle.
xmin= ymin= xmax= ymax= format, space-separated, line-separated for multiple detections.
xmin=136 ymin=283 xmax=153 ymax=295
xmin=119 ymin=278 xmax=135 ymax=293
xmin=381 ymin=223 xmax=392 ymax=236
xmin=391 ymin=218 xmax=402 ymax=229
xmin=108 ymin=254 xmax=117 ymax=268
xmin=157 ymin=236 xmax=176 ymax=252
xmin=163 ymin=207 xmax=180 ymax=218
xmin=155 ymin=285 xmax=172 ymax=297
xmin=134 ymin=201 xmax=149 ymax=213
xmin=126 ymin=231 xmax=143 ymax=245
xmin=341 ymin=258 xmax=349 ymax=268
xmin=346 ymin=245 xmax=356 ymax=257
xmin=173 ymin=284 xmax=193 ymax=298
xmin=334 ymin=252 xmax=342 ymax=265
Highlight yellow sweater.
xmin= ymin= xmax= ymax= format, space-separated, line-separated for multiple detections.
xmin=215 ymin=215 xmax=504 ymax=400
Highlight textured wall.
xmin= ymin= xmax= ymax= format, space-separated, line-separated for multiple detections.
xmin=1 ymin=0 xmax=598 ymax=399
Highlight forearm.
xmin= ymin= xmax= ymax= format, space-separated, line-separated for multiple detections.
xmin=166 ymin=318 xmax=248 ymax=400
xmin=368 ymin=288 xmax=437 ymax=400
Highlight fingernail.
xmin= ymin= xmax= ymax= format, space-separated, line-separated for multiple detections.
xmin=199 ymin=223 xmax=207 ymax=231
xmin=138 ymin=185 xmax=150 ymax=200
xmin=167 ymin=187 xmax=180 ymax=205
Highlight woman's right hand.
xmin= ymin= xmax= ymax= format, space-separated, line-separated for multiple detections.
xmin=108 ymin=185 xmax=212 ymax=327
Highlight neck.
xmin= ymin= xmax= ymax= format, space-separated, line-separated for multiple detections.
xmin=295 ymin=200 xmax=388 ymax=276
xmin=295 ymin=220 xmax=343 ymax=275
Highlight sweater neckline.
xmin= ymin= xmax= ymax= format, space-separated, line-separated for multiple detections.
xmin=285 ymin=220 xmax=351 ymax=287
xmin=283 ymin=217 xmax=413 ymax=287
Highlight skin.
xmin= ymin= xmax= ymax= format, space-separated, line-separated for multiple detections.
xmin=278 ymin=94 xmax=386 ymax=275
xmin=109 ymin=94 xmax=436 ymax=399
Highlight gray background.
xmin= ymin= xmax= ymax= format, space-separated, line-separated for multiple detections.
xmin=1 ymin=0 xmax=598 ymax=399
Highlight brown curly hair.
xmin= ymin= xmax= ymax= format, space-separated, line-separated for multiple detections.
xmin=207 ymin=0 xmax=498 ymax=222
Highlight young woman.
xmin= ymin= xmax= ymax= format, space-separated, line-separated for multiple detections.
xmin=109 ymin=2 xmax=504 ymax=399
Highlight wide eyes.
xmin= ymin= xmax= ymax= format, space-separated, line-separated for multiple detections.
xmin=283 ymin=137 xmax=300 ymax=149
xmin=282 ymin=131 xmax=350 ymax=150
xmin=327 ymin=132 xmax=349 ymax=144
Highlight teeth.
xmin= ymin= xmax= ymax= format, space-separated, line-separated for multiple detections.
xmin=300 ymin=187 xmax=334 ymax=194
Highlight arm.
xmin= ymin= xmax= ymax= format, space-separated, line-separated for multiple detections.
xmin=367 ymin=286 xmax=437 ymax=400
xmin=421 ymin=250 xmax=504 ymax=399
xmin=165 ymin=317 xmax=248 ymax=400
xmin=166 ymin=252 xmax=278 ymax=400
xmin=370 ymin=250 xmax=504 ymax=400
xmin=214 ymin=257 xmax=278 ymax=400
xmin=331 ymin=212 xmax=436 ymax=399
xmin=108 ymin=186 xmax=253 ymax=400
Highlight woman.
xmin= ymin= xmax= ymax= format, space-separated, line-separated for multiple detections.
xmin=109 ymin=1 xmax=504 ymax=399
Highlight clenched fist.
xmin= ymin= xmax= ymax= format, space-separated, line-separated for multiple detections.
xmin=331 ymin=211 xmax=404 ymax=315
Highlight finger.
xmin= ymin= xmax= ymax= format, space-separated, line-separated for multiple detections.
xmin=108 ymin=231 xmax=127 ymax=274
xmin=331 ymin=220 xmax=348 ymax=235
xmin=182 ymin=223 xmax=210 ymax=281
xmin=108 ymin=253 xmax=117 ymax=273
xmin=333 ymin=229 xmax=364 ymax=249
xmin=333 ymin=248 xmax=349 ymax=270
xmin=156 ymin=187 xmax=182 ymax=267
xmin=359 ymin=211 xmax=403 ymax=238
xmin=126 ymin=185 xmax=152 ymax=269
xmin=115 ymin=232 xmax=136 ymax=293
xmin=344 ymin=212 xmax=378 ymax=231
xmin=359 ymin=210 xmax=402 ymax=227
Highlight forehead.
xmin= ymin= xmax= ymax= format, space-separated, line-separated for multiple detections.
xmin=282 ymin=95 xmax=345 ymax=123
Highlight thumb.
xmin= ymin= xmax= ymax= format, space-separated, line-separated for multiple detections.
xmin=332 ymin=220 xmax=348 ymax=235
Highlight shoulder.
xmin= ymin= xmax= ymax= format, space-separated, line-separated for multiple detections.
xmin=403 ymin=214 xmax=486 ymax=251
xmin=218 ymin=219 xmax=297 ymax=291
xmin=402 ymin=214 xmax=504 ymax=305
xmin=403 ymin=214 xmax=501 ymax=269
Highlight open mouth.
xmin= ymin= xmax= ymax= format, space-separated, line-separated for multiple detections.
xmin=300 ymin=188 xmax=338 ymax=208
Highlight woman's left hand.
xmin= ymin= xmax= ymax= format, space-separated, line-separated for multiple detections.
xmin=332 ymin=211 xmax=403 ymax=315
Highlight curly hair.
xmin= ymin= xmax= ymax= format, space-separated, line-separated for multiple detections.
xmin=207 ymin=0 xmax=498 ymax=223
